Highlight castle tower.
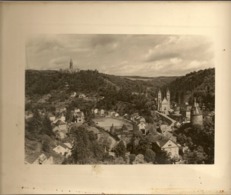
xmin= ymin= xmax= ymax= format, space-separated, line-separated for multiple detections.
xmin=157 ymin=90 xmax=162 ymax=111
xmin=191 ymin=98 xmax=203 ymax=126
xmin=69 ymin=59 xmax=73 ymax=71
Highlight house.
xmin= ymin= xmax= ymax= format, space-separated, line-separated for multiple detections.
xmin=25 ymin=111 xmax=33 ymax=120
xmin=130 ymin=113 xmax=139 ymax=122
xmin=74 ymin=108 xmax=80 ymax=113
xmin=100 ymin=109 xmax=105 ymax=116
xmin=53 ymin=120 xmax=68 ymax=139
xmin=32 ymin=153 xmax=54 ymax=165
xmin=107 ymin=110 xmax=115 ymax=117
xmin=79 ymin=93 xmax=86 ymax=99
xmin=138 ymin=121 xmax=146 ymax=135
xmin=156 ymin=139 xmax=180 ymax=158
xmin=94 ymin=108 xmax=99 ymax=115
xmin=48 ymin=113 xmax=56 ymax=122
xmin=72 ymin=110 xmax=85 ymax=124
xmin=53 ymin=144 xmax=71 ymax=157
xmin=56 ymin=107 xmax=67 ymax=114
xmin=181 ymin=104 xmax=192 ymax=122
xmin=59 ymin=114 xmax=66 ymax=123
xmin=115 ymin=113 xmax=119 ymax=117
xmin=70 ymin=91 xmax=77 ymax=98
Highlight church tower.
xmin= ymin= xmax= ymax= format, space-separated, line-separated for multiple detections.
xmin=166 ymin=88 xmax=170 ymax=107
xmin=157 ymin=90 xmax=162 ymax=111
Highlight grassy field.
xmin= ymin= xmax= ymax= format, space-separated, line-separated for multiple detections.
xmin=93 ymin=117 xmax=132 ymax=131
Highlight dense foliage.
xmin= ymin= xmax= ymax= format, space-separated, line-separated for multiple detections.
xmin=164 ymin=68 xmax=215 ymax=110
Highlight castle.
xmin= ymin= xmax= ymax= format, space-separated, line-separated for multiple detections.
xmin=60 ymin=59 xmax=80 ymax=73
xmin=157 ymin=89 xmax=171 ymax=115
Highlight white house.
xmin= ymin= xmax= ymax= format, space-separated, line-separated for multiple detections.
xmin=53 ymin=143 xmax=72 ymax=157
xmin=138 ymin=122 xmax=146 ymax=135
xmin=100 ymin=109 xmax=105 ymax=116
xmin=115 ymin=113 xmax=119 ymax=117
xmin=156 ymin=139 xmax=180 ymax=158
xmin=70 ymin=92 xmax=77 ymax=98
xmin=94 ymin=108 xmax=99 ymax=115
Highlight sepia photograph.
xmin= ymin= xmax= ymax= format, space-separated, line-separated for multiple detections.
xmin=25 ymin=34 xmax=215 ymax=165
xmin=1 ymin=2 xmax=231 ymax=194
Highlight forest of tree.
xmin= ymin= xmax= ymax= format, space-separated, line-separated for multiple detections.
xmin=163 ymin=68 xmax=215 ymax=110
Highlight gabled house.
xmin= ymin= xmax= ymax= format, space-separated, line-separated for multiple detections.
xmin=156 ymin=139 xmax=180 ymax=158
xmin=53 ymin=143 xmax=72 ymax=157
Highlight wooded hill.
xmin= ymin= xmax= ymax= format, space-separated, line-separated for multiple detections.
xmin=163 ymin=68 xmax=215 ymax=110
xmin=25 ymin=69 xmax=177 ymax=97
xmin=26 ymin=68 xmax=215 ymax=112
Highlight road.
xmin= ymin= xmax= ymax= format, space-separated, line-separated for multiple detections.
xmin=155 ymin=111 xmax=176 ymax=128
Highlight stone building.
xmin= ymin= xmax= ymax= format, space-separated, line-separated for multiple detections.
xmin=191 ymin=98 xmax=203 ymax=126
xmin=157 ymin=89 xmax=171 ymax=115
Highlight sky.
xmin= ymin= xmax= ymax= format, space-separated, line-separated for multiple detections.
xmin=26 ymin=34 xmax=214 ymax=77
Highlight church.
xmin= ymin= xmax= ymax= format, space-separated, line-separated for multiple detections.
xmin=157 ymin=89 xmax=171 ymax=115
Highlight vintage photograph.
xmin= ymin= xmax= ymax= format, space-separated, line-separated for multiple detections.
xmin=25 ymin=34 xmax=215 ymax=165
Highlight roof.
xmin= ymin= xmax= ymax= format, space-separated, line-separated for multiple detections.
xmin=25 ymin=152 xmax=43 ymax=164
xmin=157 ymin=139 xmax=179 ymax=148
xmin=55 ymin=120 xmax=66 ymax=126
xmin=162 ymin=98 xmax=168 ymax=104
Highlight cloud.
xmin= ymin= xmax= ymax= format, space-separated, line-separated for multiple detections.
xmin=144 ymin=49 xmax=179 ymax=62
xmin=26 ymin=34 xmax=214 ymax=76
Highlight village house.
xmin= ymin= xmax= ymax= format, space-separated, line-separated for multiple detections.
xmin=53 ymin=143 xmax=72 ymax=157
xmin=25 ymin=111 xmax=33 ymax=120
xmin=100 ymin=109 xmax=105 ymax=116
xmin=70 ymin=91 xmax=77 ymax=98
xmin=115 ymin=113 xmax=119 ymax=117
xmin=53 ymin=120 xmax=68 ymax=140
xmin=156 ymin=139 xmax=180 ymax=159
xmin=130 ymin=113 xmax=140 ymax=123
xmin=55 ymin=107 xmax=67 ymax=114
xmin=48 ymin=113 xmax=56 ymax=122
xmin=94 ymin=108 xmax=99 ymax=115
xmin=72 ymin=108 xmax=85 ymax=124
xmin=78 ymin=93 xmax=86 ymax=99
xmin=138 ymin=118 xmax=147 ymax=135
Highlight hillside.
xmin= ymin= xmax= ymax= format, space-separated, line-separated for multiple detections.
xmin=163 ymin=68 xmax=215 ymax=109
xmin=26 ymin=69 xmax=177 ymax=97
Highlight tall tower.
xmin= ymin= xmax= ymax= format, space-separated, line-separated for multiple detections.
xmin=157 ymin=90 xmax=162 ymax=111
xmin=166 ymin=88 xmax=170 ymax=107
xmin=69 ymin=58 xmax=73 ymax=71
xmin=191 ymin=97 xmax=203 ymax=126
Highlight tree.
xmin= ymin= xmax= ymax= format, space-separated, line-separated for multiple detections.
xmin=133 ymin=154 xmax=145 ymax=164
xmin=71 ymin=127 xmax=92 ymax=164
xmin=144 ymin=149 xmax=156 ymax=163
xmin=98 ymin=134 xmax=112 ymax=152
xmin=114 ymin=140 xmax=126 ymax=158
